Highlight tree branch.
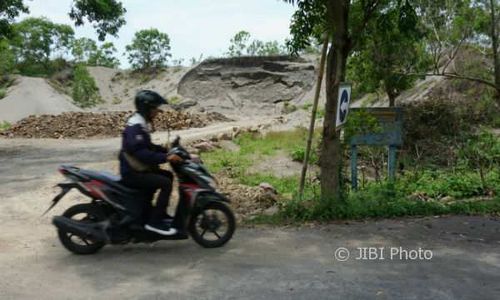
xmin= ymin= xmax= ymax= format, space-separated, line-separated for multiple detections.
xmin=398 ymin=72 xmax=499 ymax=90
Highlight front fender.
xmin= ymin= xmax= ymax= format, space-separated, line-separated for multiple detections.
xmin=194 ymin=191 xmax=230 ymax=209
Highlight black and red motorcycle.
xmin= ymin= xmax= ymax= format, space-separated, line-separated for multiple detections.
xmin=46 ymin=136 xmax=235 ymax=254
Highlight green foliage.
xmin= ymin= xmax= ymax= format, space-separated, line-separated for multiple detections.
xmin=0 ymin=38 xmax=15 ymax=75
xmin=69 ymin=0 xmax=126 ymax=41
xmin=280 ymin=173 xmax=500 ymax=222
xmin=0 ymin=0 xmax=28 ymax=39
xmin=72 ymin=64 xmax=102 ymax=108
xmin=227 ymin=30 xmax=251 ymax=57
xmin=343 ymin=109 xmax=382 ymax=143
xmin=0 ymin=120 xmax=11 ymax=131
xmin=227 ymin=30 xmax=288 ymax=57
xmin=72 ymin=37 xmax=119 ymax=68
xmin=459 ymin=129 xmax=500 ymax=190
xmin=285 ymin=0 xmax=326 ymax=55
xmin=0 ymin=88 xmax=6 ymax=99
xmin=126 ymin=28 xmax=171 ymax=70
xmin=11 ymin=17 xmax=74 ymax=76
xmin=168 ymin=95 xmax=181 ymax=105
xmin=290 ymin=146 xmax=319 ymax=164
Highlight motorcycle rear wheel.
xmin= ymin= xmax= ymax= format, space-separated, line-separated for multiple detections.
xmin=57 ymin=203 xmax=106 ymax=255
xmin=188 ymin=201 xmax=236 ymax=248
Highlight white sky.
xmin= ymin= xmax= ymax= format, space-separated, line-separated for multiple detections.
xmin=21 ymin=0 xmax=296 ymax=68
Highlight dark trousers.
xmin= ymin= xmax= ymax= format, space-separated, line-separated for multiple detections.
xmin=121 ymin=169 xmax=173 ymax=223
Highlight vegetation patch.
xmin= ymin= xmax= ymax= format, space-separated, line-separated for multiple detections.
xmin=201 ymin=127 xmax=500 ymax=223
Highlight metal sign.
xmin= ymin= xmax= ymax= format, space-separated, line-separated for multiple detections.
xmin=348 ymin=108 xmax=404 ymax=190
xmin=336 ymin=83 xmax=351 ymax=127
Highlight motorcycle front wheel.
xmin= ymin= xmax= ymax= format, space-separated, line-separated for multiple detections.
xmin=188 ymin=201 xmax=235 ymax=248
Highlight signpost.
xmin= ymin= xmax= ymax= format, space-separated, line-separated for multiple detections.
xmin=336 ymin=84 xmax=351 ymax=127
xmin=349 ymin=108 xmax=404 ymax=190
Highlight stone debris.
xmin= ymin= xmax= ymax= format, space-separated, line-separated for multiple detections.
xmin=2 ymin=111 xmax=232 ymax=139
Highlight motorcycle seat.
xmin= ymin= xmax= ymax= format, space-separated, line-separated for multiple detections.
xmin=78 ymin=169 xmax=139 ymax=194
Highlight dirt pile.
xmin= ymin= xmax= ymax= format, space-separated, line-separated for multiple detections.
xmin=178 ymin=56 xmax=316 ymax=115
xmin=216 ymin=175 xmax=279 ymax=221
xmin=2 ymin=111 xmax=232 ymax=139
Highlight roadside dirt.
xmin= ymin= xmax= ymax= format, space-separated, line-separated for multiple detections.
xmin=1 ymin=119 xmax=500 ymax=299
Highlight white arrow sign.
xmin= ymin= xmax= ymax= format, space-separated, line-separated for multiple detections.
xmin=336 ymin=84 xmax=351 ymax=127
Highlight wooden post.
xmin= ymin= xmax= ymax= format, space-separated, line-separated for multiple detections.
xmin=388 ymin=145 xmax=397 ymax=181
xmin=351 ymin=145 xmax=358 ymax=190
xmin=298 ymin=35 xmax=329 ymax=199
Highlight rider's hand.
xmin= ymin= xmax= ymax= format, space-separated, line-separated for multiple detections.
xmin=167 ymin=154 xmax=183 ymax=164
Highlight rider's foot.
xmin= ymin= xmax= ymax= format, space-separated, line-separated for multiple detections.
xmin=144 ymin=222 xmax=178 ymax=236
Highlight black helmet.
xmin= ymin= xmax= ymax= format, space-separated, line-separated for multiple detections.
xmin=134 ymin=90 xmax=168 ymax=120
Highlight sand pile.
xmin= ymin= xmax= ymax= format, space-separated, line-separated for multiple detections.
xmin=0 ymin=77 xmax=81 ymax=123
xmin=2 ymin=111 xmax=232 ymax=139
xmin=177 ymin=56 xmax=316 ymax=115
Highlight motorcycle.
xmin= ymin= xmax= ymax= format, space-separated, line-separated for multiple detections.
xmin=46 ymin=136 xmax=236 ymax=254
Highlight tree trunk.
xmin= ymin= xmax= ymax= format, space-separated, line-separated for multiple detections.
xmin=489 ymin=0 xmax=500 ymax=105
xmin=320 ymin=0 xmax=350 ymax=201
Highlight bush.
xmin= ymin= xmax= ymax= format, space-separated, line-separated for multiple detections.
xmin=72 ymin=64 xmax=102 ymax=108
xmin=0 ymin=121 xmax=11 ymax=131
xmin=0 ymin=88 xmax=5 ymax=99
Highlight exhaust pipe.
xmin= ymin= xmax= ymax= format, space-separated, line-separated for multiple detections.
xmin=53 ymin=216 xmax=109 ymax=243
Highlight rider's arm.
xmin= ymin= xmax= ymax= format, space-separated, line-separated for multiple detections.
xmin=123 ymin=125 xmax=167 ymax=165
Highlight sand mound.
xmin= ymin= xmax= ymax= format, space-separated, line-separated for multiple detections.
xmin=177 ymin=56 xmax=316 ymax=116
xmin=0 ymin=76 xmax=81 ymax=123
xmin=87 ymin=66 xmax=190 ymax=111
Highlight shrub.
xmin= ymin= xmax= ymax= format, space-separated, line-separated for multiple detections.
xmin=72 ymin=64 xmax=102 ymax=108
xmin=0 ymin=121 xmax=11 ymax=131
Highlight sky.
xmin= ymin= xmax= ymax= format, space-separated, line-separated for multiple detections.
xmin=21 ymin=0 xmax=297 ymax=68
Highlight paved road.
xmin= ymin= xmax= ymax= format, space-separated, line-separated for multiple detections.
xmin=1 ymin=126 xmax=499 ymax=300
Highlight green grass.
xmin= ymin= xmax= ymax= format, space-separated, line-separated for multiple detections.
xmin=200 ymin=129 xmax=500 ymax=224
xmin=0 ymin=88 xmax=5 ymax=99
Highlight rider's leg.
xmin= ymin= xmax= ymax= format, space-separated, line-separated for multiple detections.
xmin=121 ymin=171 xmax=174 ymax=231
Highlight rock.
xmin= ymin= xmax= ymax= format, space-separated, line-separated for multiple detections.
xmin=259 ymin=182 xmax=278 ymax=195
xmin=263 ymin=205 xmax=279 ymax=216
xmin=2 ymin=111 xmax=231 ymax=139
xmin=249 ymin=126 xmax=260 ymax=133
xmin=193 ymin=141 xmax=216 ymax=152
xmin=440 ymin=196 xmax=455 ymax=203
xmin=217 ymin=132 xmax=232 ymax=141
xmin=218 ymin=140 xmax=240 ymax=152
xmin=171 ymin=100 xmax=198 ymax=111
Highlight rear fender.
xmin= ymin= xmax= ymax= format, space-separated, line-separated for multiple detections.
xmin=42 ymin=182 xmax=79 ymax=216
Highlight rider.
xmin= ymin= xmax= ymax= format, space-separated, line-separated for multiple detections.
xmin=119 ymin=90 xmax=183 ymax=236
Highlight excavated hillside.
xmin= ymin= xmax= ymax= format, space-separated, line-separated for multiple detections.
xmin=177 ymin=56 xmax=316 ymax=115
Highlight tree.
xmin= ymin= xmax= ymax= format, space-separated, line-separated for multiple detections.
xmin=1 ymin=0 xmax=125 ymax=42
xmin=72 ymin=38 xmax=119 ymax=68
xmin=0 ymin=0 xmax=28 ymax=39
xmin=69 ymin=0 xmax=126 ymax=41
xmin=89 ymin=42 xmax=120 ymax=68
xmin=227 ymin=30 xmax=288 ymax=56
xmin=348 ymin=1 xmax=430 ymax=106
xmin=227 ymin=30 xmax=251 ymax=57
xmin=72 ymin=37 xmax=98 ymax=63
xmin=72 ymin=63 xmax=102 ymax=108
xmin=415 ymin=0 xmax=500 ymax=105
xmin=125 ymin=28 xmax=171 ymax=70
xmin=286 ymin=0 xmax=417 ymax=201
xmin=11 ymin=17 xmax=74 ymax=74
xmin=0 ymin=38 xmax=15 ymax=76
